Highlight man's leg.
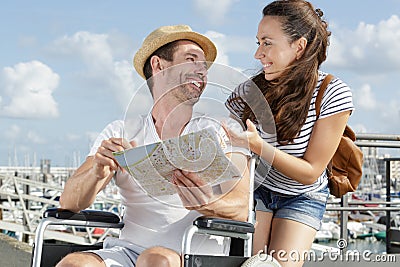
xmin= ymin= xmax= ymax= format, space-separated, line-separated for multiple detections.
xmin=56 ymin=252 xmax=106 ymax=267
xmin=136 ymin=246 xmax=181 ymax=267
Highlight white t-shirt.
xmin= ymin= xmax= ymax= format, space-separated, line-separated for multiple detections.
xmin=225 ymin=71 xmax=355 ymax=195
xmin=89 ymin=113 xmax=249 ymax=253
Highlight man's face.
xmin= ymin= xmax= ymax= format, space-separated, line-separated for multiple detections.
xmin=162 ymin=40 xmax=208 ymax=104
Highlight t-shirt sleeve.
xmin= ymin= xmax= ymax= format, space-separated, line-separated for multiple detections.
xmin=88 ymin=120 xmax=124 ymax=157
xmin=225 ymin=80 xmax=252 ymax=119
xmin=319 ymin=77 xmax=355 ymax=119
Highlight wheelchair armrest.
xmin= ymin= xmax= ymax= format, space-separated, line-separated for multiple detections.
xmin=33 ymin=208 xmax=123 ymax=267
xmin=43 ymin=208 xmax=121 ymax=224
xmin=193 ymin=216 xmax=254 ymax=234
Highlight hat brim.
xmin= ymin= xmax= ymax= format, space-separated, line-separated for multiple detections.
xmin=133 ymin=31 xmax=217 ymax=79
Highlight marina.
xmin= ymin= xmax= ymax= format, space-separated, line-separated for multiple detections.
xmin=1 ymin=134 xmax=400 ymax=266
xmin=0 ymin=163 xmax=122 ymax=247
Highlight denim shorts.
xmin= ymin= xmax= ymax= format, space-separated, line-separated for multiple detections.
xmin=254 ymin=186 xmax=329 ymax=230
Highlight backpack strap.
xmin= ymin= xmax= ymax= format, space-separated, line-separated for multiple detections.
xmin=315 ymin=74 xmax=335 ymax=178
xmin=315 ymin=74 xmax=334 ymax=118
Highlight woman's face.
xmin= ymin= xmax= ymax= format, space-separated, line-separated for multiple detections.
xmin=255 ymin=16 xmax=301 ymax=81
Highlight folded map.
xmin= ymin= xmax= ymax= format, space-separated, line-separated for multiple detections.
xmin=113 ymin=128 xmax=241 ymax=196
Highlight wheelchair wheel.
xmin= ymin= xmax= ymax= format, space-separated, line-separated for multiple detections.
xmin=240 ymin=253 xmax=281 ymax=267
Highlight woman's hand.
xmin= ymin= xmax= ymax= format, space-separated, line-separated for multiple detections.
xmin=223 ymin=119 xmax=263 ymax=154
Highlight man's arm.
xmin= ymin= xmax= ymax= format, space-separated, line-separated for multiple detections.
xmin=59 ymin=137 xmax=134 ymax=212
xmin=59 ymin=156 xmax=113 ymax=212
xmin=173 ymin=152 xmax=250 ymax=222
xmin=201 ymin=152 xmax=250 ymax=221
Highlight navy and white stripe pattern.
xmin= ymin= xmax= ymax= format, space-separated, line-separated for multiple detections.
xmin=225 ymin=71 xmax=355 ymax=195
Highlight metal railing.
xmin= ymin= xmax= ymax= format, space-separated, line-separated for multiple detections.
xmin=0 ymin=172 xmax=122 ymax=245
xmin=1 ymin=133 xmax=400 ymax=253
xmin=325 ymin=133 xmax=400 ymax=254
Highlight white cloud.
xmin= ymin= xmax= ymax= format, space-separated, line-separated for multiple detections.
xmin=49 ymin=30 xmax=254 ymax=114
xmin=0 ymin=60 xmax=59 ymax=118
xmin=355 ymin=84 xmax=377 ymax=110
xmin=112 ymin=60 xmax=141 ymax=109
xmin=86 ymin=131 xmax=101 ymax=150
xmin=65 ymin=133 xmax=81 ymax=142
xmin=326 ymin=35 xmax=346 ymax=67
xmin=324 ymin=16 xmax=400 ymax=135
xmin=51 ymin=31 xmax=137 ymax=110
xmin=381 ymin=99 xmax=400 ymax=119
xmin=351 ymin=123 xmax=368 ymax=134
xmin=193 ymin=0 xmax=238 ymax=25
xmin=205 ymin=31 xmax=230 ymax=66
xmin=205 ymin=30 xmax=254 ymax=67
xmin=326 ymin=15 xmax=400 ymax=73
xmin=376 ymin=98 xmax=400 ymax=134
xmin=53 ymin=31 xmax=113 ymax=67
xmin=4 ymin=124 xmax=21 ymax=140
xmin=124 ymin=87 xmax=153 ymax=121
xmin=27 ymin=130 xmax=46 ymax=144
xmin=351 ymin=83 xmax=400 ymax=134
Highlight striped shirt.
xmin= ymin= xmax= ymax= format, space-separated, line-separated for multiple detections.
xmin=225 ymin=71 xmax=355 ymax=195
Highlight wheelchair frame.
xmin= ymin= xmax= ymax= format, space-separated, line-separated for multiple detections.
xmin=31 ymin=156 xmax=256 ymax=267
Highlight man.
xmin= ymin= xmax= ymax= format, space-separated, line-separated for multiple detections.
xmin=57 ymin=25 xmax=250 ymax=267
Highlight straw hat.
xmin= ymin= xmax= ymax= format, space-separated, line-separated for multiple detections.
xmin=133 ymin=25 xmax=217 ymax=79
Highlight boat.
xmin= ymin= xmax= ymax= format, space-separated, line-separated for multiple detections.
xmin=315 ymin=221 xmax=340 ymax=242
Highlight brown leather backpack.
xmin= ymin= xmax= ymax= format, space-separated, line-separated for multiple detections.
xmin=315 ymin=74 xmax=364 ymax=198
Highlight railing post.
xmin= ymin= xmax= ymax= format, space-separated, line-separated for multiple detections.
xmin=382 ymin=158 xmax=400 ymax=254
xmin=23 ymin=175 xmax=30 ymax=243
xmin=340 ymin=194 xmax=348 ymax=253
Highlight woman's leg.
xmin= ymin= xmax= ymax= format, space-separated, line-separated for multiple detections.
xmin=252 ymin=210 xmax=273 ymax=255
xmin=268 ymin=218 xmax=317 ymax=267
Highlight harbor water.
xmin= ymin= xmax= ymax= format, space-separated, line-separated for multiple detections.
xmin=315 ymin=237 xmax=387 ymax=254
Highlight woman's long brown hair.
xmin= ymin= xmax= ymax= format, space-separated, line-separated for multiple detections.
xmin=228 ymin=0 xmax=331 ymax=145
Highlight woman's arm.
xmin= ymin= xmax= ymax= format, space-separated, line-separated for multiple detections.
xmin=228 ymin=111 xmax=350 ymax=185
xmin=270 ymin=111 xmax=350 ymax=184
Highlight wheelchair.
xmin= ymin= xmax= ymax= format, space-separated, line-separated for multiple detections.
xmin=31 ymin=156 xmax=279 ymax=267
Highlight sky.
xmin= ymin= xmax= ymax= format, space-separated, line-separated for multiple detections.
xmin=1 ymin=0 xmax=400 ymax=167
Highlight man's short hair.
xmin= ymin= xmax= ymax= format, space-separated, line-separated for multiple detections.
xmin=143 ymin=40 xmax=180 ymax=92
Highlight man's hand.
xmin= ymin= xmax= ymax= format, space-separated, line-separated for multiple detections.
xmin=92 ymin=138 xmax=136 ymax=180
xmin=172 ymin=169 xmax=246 ymax=220
xmin=172 ymin=152 xmax=250 ymax=221
xmin=60 ymin=137 xmax=136 ymax=212
xmin=172 ymin=170 xmax=214 ymax=209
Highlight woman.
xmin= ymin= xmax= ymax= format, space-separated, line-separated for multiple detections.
xmin=225 ymin=1 xmax=354 ymax=266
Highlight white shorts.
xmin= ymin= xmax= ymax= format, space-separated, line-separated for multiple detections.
xmin=88 ymin=237 xmax=145 ymax=267
xmin=88 ymin=234 xmax=230 ymax=266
